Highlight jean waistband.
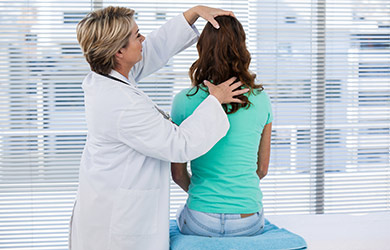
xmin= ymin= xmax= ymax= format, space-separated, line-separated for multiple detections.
xmin=187 ymin=207 xmax=260 ymax=219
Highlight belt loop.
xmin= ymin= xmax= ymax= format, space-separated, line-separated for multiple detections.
xmin=220 ymin=214 xmax=225 ymax=234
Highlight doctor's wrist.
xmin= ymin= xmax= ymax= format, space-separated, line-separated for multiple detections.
xmin=183 ymin=6 xmax=200 ymax=26
xmin=209 ymin=93 xmax=225 ymax=104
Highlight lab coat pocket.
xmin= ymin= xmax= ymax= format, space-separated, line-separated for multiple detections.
xmin=109 ymin=188 xmax=159 ymax=236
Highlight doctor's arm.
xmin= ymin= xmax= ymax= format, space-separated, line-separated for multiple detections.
xmin=171 ymin=163 xmax=191 ymax=192
xmin=118 ymin=78 xmax=247 ymax=163
xmin=256 ymin=122 xmax=272 ymax=180
xmin=118 ymin=96 xmax=223 ymax=163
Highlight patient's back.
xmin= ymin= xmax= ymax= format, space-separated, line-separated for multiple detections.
xmin=171 ymin=86 xmax=273 ymax=214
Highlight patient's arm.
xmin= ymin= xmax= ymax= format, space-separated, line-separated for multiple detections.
xmin=256 ymin=122 xmax=272 ymax=180
xmin=171 ymin=162 xmax=191 ymax=192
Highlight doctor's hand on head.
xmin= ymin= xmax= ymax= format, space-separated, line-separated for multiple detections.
xmin=184 ymin=5 xmax=235 ymax=29
xmin=204 ymin=77 xmax=249 ymax=104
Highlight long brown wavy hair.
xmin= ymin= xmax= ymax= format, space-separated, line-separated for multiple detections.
xmin=189 ymin=15 xmax=263 ymax=114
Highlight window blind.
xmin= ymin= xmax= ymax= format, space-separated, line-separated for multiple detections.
xmin=252 ymin=0 xmax=390 ymax=215
xmin=171 ymin=0 xmax=390 ymax=216
xmin=0 ymin=0 xmax=389 ymax=249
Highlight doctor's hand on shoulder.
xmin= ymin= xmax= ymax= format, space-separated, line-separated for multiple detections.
xmin=204 ymin=77 xmax=248 ymax=104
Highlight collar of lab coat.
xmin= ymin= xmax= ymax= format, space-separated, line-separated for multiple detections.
xmin=109 ymin=69 xmax=137 ymax=88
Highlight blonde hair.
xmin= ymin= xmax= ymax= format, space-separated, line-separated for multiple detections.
xmin=76 ymin=6 xmax=135 ymax=75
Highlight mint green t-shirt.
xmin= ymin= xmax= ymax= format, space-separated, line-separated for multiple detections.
xmin=171 ymin=86 xmax=273 ymax=214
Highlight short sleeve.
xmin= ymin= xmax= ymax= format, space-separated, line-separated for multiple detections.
xmin=171 ymin=90 xmax=187 ymax=126
xmin=263 ymin=91 xmax=273 ymax=124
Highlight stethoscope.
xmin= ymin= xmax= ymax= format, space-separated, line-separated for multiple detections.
xmin=101 ymin=74 xmax=172 ymax=122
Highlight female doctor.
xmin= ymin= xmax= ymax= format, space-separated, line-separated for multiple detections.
xmin=70 ymin=5 xmax=248 ymax=250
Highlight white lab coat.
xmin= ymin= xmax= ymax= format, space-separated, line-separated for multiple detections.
xmin=69 ymin=14 xmax=229 ymax=250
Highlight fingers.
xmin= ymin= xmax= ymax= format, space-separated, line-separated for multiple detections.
xmin=205 ymin=78 xmax=248 ymax=95
xmin=227 ymin=11 xmax=236 ymax=17
xmin=232 ymin=88 xmax=249 ymax=96
xmin=230 ymin=98 xmax=245 ymax=104
xmin=196 ymin=6 xmax=220 ymax=29
xmin=229 ymin=81 xmax=244 ymax=89
xmin=229 ymin=84 xmax=249 ymax=103
xmin=204 ymin=78 xmax=248 ymax=91
xmin=203 ymin=80 xmax=212 ymax=88
xmin=214 ymin=10 xmax=235 ymax=18
xmin=208 ymin=18 xmax=220 ymax=29
xmin=220 ymin=77 xmax=237 ymax=86
xmin=201 ymin=7 xmax=235 ymax=29
xmin=210 ymin=10 xmax=236 ymax=29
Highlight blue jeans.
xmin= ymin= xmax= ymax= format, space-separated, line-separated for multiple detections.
xmin=176 ymin=204 xmax=265 ymax=237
